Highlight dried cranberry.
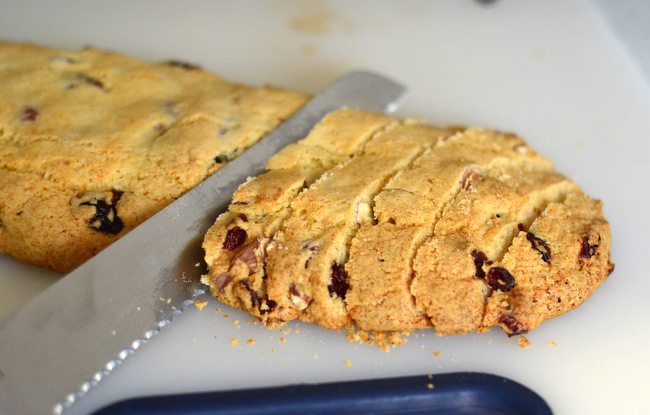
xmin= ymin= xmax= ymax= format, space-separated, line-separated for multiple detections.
xmin=223 ymin=226 xmax=247 ymax=250
xmin=79 ymin=190 xmax=124 ymax=234
xmin=526 ymin=232 xmax=551 ymax=263
xmin=578 ymin=235 xmax=598 ymax=258
xmin=328 ymin=262 xmax=349 ymax=299
xmin=165 ymin=60 xmax=201 ymax=70
xmin=77 ymin=73 xmax=105 ymax=89
xmin=486 ymin=267 xmax=515 ymax=292
xmin=499 ymin=314 xmax=527 ymax=336
xmin=20 ymin=107 xmax=39 ymax=123
xmin=471 ymin=250 xmax=488 ymax=279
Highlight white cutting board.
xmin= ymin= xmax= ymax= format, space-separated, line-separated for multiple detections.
xmin=1 ymin=1 xmax=649 ymax=414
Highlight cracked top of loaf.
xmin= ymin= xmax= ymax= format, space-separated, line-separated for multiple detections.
xmin=202 ymin=108 xmax=614 ymax=341
xmin=0 ymin=41 xmax=309 ymax=272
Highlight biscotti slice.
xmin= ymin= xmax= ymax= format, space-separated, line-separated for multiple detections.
xmin=0 ymin=41 xmax=308 ymax=272
xmin=264 ymin=122 xmax=445 ymax=329
xmin=201 ymin=109 xmax=396 ymax=313
xmin=482 ymin=192 xmax=614 ymax=335
xmin=346 ymin=128 xmax=556 ymax=332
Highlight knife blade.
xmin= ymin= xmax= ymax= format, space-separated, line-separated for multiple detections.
xmin=0 ymin=70 xmax=407 ymax=415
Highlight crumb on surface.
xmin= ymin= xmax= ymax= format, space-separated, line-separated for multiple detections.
xmin=518 ymin=335 xmax=531 ymax=349
xmin=230 ymin=338 xmax=238 ymax=346
xmin=194 ymin=300 xmax=208 ymax=310
xmin=344 ymin=360 xmax=352 ymax=367
xmin=547 ymin=341 xmax=558 ymax=347
xmin=427 ymin=383 xmax=434 ymax=389
xmin=247 ymin=339 xmax=256 ymax=345
xmin=432 ymin=351 xmax=440 ymax=356
xmin=279 ymin=337 xmax=286 ymax=343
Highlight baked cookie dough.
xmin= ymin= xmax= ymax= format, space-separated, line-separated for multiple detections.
xmin=0 ymin=41 xmax=308 ymax=272
xmin=202 ymin=109 xmax=614 ymax=341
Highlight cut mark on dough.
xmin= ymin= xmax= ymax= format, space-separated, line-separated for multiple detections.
xmin=203 ymin=112 xmax=399 ymax=321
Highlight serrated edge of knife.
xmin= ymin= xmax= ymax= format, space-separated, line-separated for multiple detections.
xmin=36 ymin=69 xmax=407 ymax=415
xmin=53 ymin=288 xmax=205 ymax=415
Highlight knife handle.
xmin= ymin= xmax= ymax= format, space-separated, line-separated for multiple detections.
xmin=92 ymin=372 xmax=552 ymax=415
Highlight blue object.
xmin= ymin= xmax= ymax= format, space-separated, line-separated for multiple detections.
xmin=92 ymin=372 xmax=552 ymax=415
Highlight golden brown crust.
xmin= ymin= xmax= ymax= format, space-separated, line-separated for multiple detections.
xmin=202 ymin=113 xmax=614 ymax=342
xmin=0 ymin=41 xmax=308 ymax=272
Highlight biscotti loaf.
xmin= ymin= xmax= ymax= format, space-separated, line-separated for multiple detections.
xmin=0 ymin=41 xmax=308 ymax=272
xmin=202 ymin=109 xmax=614 ymax=343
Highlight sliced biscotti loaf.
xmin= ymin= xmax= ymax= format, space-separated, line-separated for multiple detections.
xmin=201 ymin=109 xmax=397 ymax=313
xmin=0 ymin=41 xmax=308 ymax=272
xmin=202 ymin=112 xmax=614 ymax=341
xmin=263 ymin=121 xmax=449 ymax=329
xmin=482 ymin=192 xmax=614 ymax=335
xmin=346 ymin=128 xmax=559 ymax=333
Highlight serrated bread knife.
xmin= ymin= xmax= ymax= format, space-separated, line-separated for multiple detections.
xmin=0 ymin=71 xmax=407 ymax=415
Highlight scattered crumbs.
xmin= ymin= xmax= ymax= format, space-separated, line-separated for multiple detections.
xmin=246 ymin=318 xmax=251 ymax=324
xmin=518 ymin=335 xmax=531 ymax=349
xmin=432 ymin=351 xmax=440 ymax=357
xmin=314 ymin=353 xmax=319 ymax=359
xmin=224 ymin=315 xmax=229 ymax=318
xmin=233 ymin=319 xmax=240 ymax=326
xmin=159 ymin=297 xmax=165 ymax=302
xmin=231 ymin=338 xmax=238 ymax=346
xmin=195 ymin=262 xmax=201 ymax=267
xmin=279 ymin=337 xmax=286 ymax=343
xmin=344 ymin=360 xmax=352 ymax=367
xmin=194 ymin=300 xmax=208 ymax=310
xmin=295 ymin=329 xmax=300 ymax=334
xmin=270 ymin=349 xmax=275 ymax=353
xmin=284 ymin=329 xmax=291 ymax=334
xmin=427 ymin=384 xmax=435 ymax=390
xmin=505 ymin=341 xmax=510 ymax=345
xmin=547 ymin=341 xmax=558 ymax=347
xmin=247 ymin=339 xmax=256 ymax=345
xmin=216 ymin=308 xmax=221 ymax=313
xmin=427 ymin=374 xmax=433 ymax=380
xmin=166 ymin=298 xmax=172 ymax=304
xmin=111 ymin=330 xmax=116 ymax=336
xmin=488 ymin=338 xmax=492 ymax=343
xmin=449 ymin=356 xmax=454 ymax=360
xmin=136 ymin=306 xmax=141 ymax=311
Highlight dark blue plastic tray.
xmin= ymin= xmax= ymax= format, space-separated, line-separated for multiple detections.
xmin=93 ymin=372 xmax=552 ymax=415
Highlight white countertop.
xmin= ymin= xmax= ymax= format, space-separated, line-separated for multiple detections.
xmin=1 ymin=1 xmax=649 ymax=414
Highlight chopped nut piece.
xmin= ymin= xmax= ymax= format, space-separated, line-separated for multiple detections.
xmin=289 ymin=284 xmax=312 ymax=310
